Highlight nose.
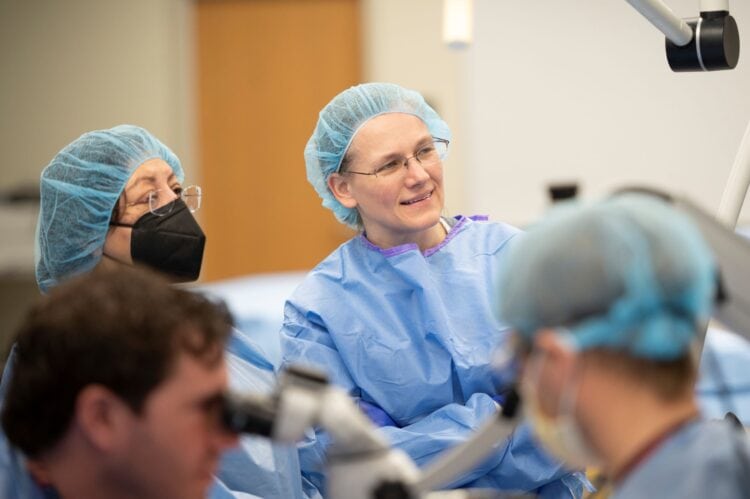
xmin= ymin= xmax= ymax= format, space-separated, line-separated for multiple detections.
xmin=211 ymin=424 xmax=240 ymax=452
xmin=221 ymin=429 xmax=240 ymax=449
xmin=403 ymin=157 xmax=430 ymax=185
xmin=153 ymin=186 xmax=179 ymax=210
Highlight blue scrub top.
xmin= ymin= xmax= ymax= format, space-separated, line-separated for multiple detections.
xmin=614 ymin=419 xmax=750 ymax=498
xmin=281 ymin=216 xmax=585 ymax=497
xmin=0 ymin=329 xmax=321 ymax=499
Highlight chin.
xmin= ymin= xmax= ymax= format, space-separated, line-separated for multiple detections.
xmin=180 ymin=483 xmax=211 ymax=499
xmin=411 ymin=210 xmax=442 ymax=228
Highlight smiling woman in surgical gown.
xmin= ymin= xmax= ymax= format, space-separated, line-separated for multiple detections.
xmin=280 ymin=82 xmax=586 ymax=497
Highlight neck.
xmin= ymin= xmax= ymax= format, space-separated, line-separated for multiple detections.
xmin=98 ymin=252 xmax=129 ymax=269
xmin=39 ymin=438 xmax=140 ymax=499
xmin=364 ymin=218 xmax=448 ymax=252
xmin=583 ymin=381 xmax=699 ymax=480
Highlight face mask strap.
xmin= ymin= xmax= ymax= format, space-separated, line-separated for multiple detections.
xmin=547 ymin=328 xmax=582 ymax=416
xmin=524 ymin=328 xmax=581 ymax=419
xmin=523 ymin=328 xmax=602 ymax=468
xmin=555 ymin=327 xmax=580 ymax=351
xmin=109 ymin=221 xmax=134 ymax=228
xmin=557 ymin=355 xmax=582 ymax=419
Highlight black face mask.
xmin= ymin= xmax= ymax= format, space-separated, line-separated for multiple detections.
xmin=111 ymin=199 xmax=206 ymax=282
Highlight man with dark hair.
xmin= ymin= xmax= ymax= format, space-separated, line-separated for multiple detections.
xmin=1 ymin=265 xmax=238 ymax=499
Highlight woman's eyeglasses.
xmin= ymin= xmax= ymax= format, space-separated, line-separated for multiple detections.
xmin=344 ymin=138 xmax=449 ymax=179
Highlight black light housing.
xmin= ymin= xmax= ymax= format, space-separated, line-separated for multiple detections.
xmin=666 ymin=10 xmax=740 ymax=71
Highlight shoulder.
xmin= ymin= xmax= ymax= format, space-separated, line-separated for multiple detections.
xmin=285 ymin=237 xmax=362 ymax=307
xmin=301 ymin=238 xmax=359 ymax=283
xmin=227 ymin=327 xmax=275 ymax=372
xmin=452 ymin=216 xmax=522 ymax=254
xmin=618 ymin=419 xmax=750 ymax=497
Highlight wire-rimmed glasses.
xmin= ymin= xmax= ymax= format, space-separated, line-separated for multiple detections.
xmin=143 ymin=185 xmax=202 ymax=216
xmin=345 ymin=138 xmax=449 ymax=178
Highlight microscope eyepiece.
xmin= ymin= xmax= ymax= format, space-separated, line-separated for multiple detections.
xmin=221 ymin=391 xmax=277 ymax=437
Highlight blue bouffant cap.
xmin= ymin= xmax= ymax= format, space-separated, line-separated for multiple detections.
xmin=304 ymin=82 xmax=451 ymax=228
xmin=498 ymin=193 xmax=717 ymax=359
xmin=36 ymin=125 xmax=183 ymax=293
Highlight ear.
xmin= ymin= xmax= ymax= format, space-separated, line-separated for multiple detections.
xmin=533 ymin=329 xmax=577 ymax=375
xmin=327 ymin=173 xmax=358 ymax=209
xmin=74 ymin=385 xmax=135 ymax=452
xmin=26 ymin=459 xmax=53 ymax=487
xmin=535 ymin=329 xmax=573 ymax=354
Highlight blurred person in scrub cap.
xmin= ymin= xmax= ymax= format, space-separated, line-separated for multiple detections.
xmin=498 ymin=193 xmax=750 ymax=499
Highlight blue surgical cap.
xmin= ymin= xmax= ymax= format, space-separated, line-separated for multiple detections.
xmin=498 ymin=193 xmax=717 ymax=360
xmin=36 ymin=125 xmax=184 ymax=293
xmin=304 ymin=82 xmax=451 ymax=228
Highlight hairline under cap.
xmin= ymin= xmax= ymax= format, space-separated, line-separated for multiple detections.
xmin=333 ymin=111 xmax=431 ymax=174
xmin=83 ymin=153 xmax=184 ymax=232
xmin=115 ymin=154 xmax=185 ymax=199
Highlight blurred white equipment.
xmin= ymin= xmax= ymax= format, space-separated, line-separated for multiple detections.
xmin=718 ymin=117 xmax=750 ymax=226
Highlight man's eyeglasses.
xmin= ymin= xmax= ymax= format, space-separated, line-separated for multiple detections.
xmin=344 ymin=138 xmax=449 ymax=178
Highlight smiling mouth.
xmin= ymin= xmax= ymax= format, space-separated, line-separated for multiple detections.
xmin=401 ymin=191 xmax=433 ymax=205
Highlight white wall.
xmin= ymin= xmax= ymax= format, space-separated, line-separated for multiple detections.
xmin=0 ymin=0 xmax=196 ymax=349
xmin=0 ymin=0 xmax=196 ymax=190
xmin=466 ymin=0 xmax=750 ymax=227
xmin=361 ymin=0 xmax=470 ymax=215
xmin=2 ymin=0 xmax=749 ymax=227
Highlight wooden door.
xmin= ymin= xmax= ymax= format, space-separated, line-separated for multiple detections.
xmin=196 ymin=0 xmax=360 ymax=281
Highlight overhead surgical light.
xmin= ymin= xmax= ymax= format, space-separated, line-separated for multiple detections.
xmin=626 ymin=0 xmax=740 ymax=71
xmin=442 ymin=0 xmax=473 ymax=49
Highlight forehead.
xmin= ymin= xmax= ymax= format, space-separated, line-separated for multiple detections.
xmin=125 ymin=158 xmax=176 ymax=189
xmin=144 ymin=350 xmax=227 ymax=410
xmin=349 ymin=113 xmax=431 ymax=158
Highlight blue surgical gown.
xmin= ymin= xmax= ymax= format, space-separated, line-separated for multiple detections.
xmin=697 ymin=327 xmax=750 ymax=424
xmin=614 ymin=419 xmax=750 ymax=498
xmin=0 ymin=328 xmax=321 ymax=499
xmin=280 ymin=215 xmax=584 ymax=497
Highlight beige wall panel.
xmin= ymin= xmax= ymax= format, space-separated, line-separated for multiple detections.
xmin=196 ymin=0 xmax=359 ymax=280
